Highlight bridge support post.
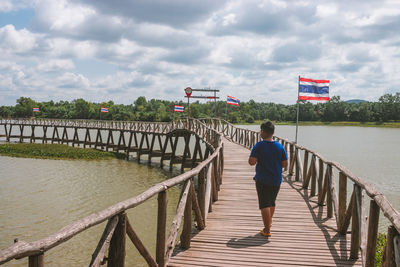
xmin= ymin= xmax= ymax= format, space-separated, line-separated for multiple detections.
xmin=365 ymin=200 xmax=380 ymax=267
xmin=351 ymin=185 xmax=360 ymax=259
xmin=338 ymin=172 xmax=347 ymax=231
xmin=107 ymin=212 xmax=126 ymax=267
xmin=29 ymin=253 xmax=44 ymax=267
xmin=181 ymin=181 xmax=192 ymax=249
xmin=156 ymin=191 xmax=167 ymax=267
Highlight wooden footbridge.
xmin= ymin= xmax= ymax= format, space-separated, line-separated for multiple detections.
xmin=0 ymin=118 xmax=399 ymax=267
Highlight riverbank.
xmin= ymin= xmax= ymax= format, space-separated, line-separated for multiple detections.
xmin=236 ymin=121 xmax=400 ymax=128
xmin=0 ymin=143 xmax=125 ymax=160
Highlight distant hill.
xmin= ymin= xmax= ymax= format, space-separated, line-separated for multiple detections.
xmin=345 ymin=99 xmax=368 ymax=104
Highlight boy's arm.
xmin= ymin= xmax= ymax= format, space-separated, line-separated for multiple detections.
xmin=282 ymin=160 xmax=288 ymax=169
xmin=248 ymin=156 xmax=257 ymax=166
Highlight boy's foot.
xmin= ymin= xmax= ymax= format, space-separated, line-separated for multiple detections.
xmin=260 ymin=229 xmax=271 ymax=237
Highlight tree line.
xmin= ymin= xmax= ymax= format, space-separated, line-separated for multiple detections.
xmin=0 ymin=93 xmax=399 ymax=123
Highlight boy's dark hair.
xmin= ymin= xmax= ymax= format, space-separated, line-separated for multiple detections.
xmin=261 ymin=121 xmax=275 ymax=136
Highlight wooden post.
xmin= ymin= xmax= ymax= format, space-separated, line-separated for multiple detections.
xmin=42 ymin=126 xmax=47 ymax=144
xmin=190 ymin=182 xmax=205 ymax=230
xmin=138 ymin=133 xmax=145 ymax=162
xmin=289 ymin=144 xmax=295 ymax=176
xmin=30 ymin=125 xmax=35 ymax=143
xmin=326 ymin=166 xmax=333 ymax=218
xmin=160 ymin=135 xmax=169 ymax=167
xmin=107 ymin=212 xmax=126 ymax=267
xmin=126 ymin=132 xmax=133 ymax=160
xmin=338 ymin=171 xmax=347 ymax=232
xmin=318 ymin=159 xmax=324 ymax=197
xmin=19 ymin=125 xmax=24 ymax=143
xmin=310 ymin=156 xmax=317 ymax=197
xmin=350 ymin=185 xmax=360 ymax=259
xmin=365 ymin=199 xmax=380 ymax=267
xmin=7 ymin=124 xmax=12 ymax=142
xmin=72 ymin=127 xmax=78 ymax=147
xmin=169 ymin=136 xmax=179 ymax=172
xmin=148 ymin=134 xmax=156 ymax=162
xmin=198 ymin=168 xmax=206 ymax=226
xmin=4 ymin=124 xmax=9 ymax=142
xmin=303 ymin=150 xmax=309 ymax=183
xmin=180 ymin=134 xmax=191 ymax=173
xmin=181 ymin=181 xmax=192 ymax=249
xmin=295 ymin=148 xmax=299 ymax=181
xmin=156 ymin=191 xmax=167 ymax=267
xmin=29 ymin=253 xmax=44 ymax=267
xmin=384 ymin=225 xmax=397 ymax=267
xmin=211 ymin=158 xmax=218 ymax=202
xmin=84 ymin=128 xmax=89 ymax=148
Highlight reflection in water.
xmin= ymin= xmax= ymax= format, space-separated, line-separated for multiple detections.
xmin=0 ymin=156 xmax=181 ymax=266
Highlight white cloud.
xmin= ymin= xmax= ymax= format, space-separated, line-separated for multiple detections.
xmin=316 ymin=4 xmax=337 ymax=17
xmin=37 ymin=59 xmax=75 ymax=72
xmin=0 ymin=0 xmax=399 ymax=106
xmin=0 ymin=1 xmax=13 ymax=12
xmin=0 ymin=0 xmax=32 ymax=12
xmin=0 ymin=25 xmax=38 ymax=53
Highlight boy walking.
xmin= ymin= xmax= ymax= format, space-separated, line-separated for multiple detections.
xmin=248 ymin=121 xmax=288 ymax=237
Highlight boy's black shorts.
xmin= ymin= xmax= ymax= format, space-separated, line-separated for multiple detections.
xmin=255 ymin=180 xmax=280 ymax=209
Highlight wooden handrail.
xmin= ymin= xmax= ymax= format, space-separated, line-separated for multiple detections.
xmin=0 ymin=118 xmax=224 ymax=266
xmin=201 ymin=118 xmax=400 ymax=267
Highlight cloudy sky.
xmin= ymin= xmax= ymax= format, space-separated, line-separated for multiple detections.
xmin=0 ymin=0 xmax=399 ymax=106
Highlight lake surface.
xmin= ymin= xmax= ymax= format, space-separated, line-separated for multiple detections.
xmin=0 ymin=157 xmax=181 ymax=266
xmin=1 ymin=125 xmax=399 ymax=266
xmin=240 ymin=124 xmax=400 ymax=229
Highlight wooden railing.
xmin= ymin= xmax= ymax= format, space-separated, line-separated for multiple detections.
xmin=201 ymin=118 xmax=400 ymax=267
xmin=0 ymin=118 xmax=224 ymax=267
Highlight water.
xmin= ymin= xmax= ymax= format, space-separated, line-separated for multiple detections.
xmin=0 ymin=157 xmax=181 ymax=266
xmin=240 ymin=124 xmax=400 ymax=231
xmin=1 ymin=125 xmax=399 ymax=265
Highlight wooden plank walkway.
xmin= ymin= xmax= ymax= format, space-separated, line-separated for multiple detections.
xmin=169 ymin=139 xmax=363 ymax=266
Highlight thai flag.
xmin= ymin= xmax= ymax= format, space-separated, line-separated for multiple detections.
xmin=227 ymin=95 xmax=239 ymax=106
xmin=299 ymin=77 xmax=330 ymax=101
xmin=100 ymin=107 xmax=109 ymax=113
xmin=33 ymin=107 xmax=39 ymax=112
xmin=174 ymin=105 xmax=184 ymax=112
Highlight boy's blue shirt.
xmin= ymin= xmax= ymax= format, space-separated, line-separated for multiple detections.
xmin=250 ymin=140 xmax=288 ymax=186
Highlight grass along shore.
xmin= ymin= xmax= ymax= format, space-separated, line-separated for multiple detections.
xmin=0 ymin=143 xmax=126 ymax=160
xmin=236 ymin=121 xmax=400 ymax=128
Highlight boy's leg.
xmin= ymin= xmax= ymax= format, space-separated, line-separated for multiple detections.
xmin=261 ymin=206 xmax=275 ymax=233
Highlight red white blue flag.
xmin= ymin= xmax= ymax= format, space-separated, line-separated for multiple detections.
xmin=100 ymin=107 xmax=109 ymax=113
xmin=299 ymin=77 xmax=330 ymax=101
xmin=174 ymin=105 xmax=184 ymax=112
xmin=227 ymin=95 xmax=239 ymax=106
xmin=33 ymin=107 xmax=39 ymax=112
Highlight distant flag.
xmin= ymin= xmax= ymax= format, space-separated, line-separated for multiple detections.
xmin=100 ymin=107 xmax=109 ymax=113
xmin=174 ymin=105 xmax=184 ymax=112
xmin=299 ymin=77 xmax=330 ymax=101
xmin=33 ymin=107 xmax=39 ymax=112
xmin=227 ymin=95 xmax=240 ymax=106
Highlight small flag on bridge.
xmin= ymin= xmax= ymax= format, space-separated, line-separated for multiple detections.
xmin=299 ymin=77 xmax=330 ymax=101
xmin=33 ymin=107 xmax=39 ymax=112
xmin=100 ymin=107 xmax=109 ymax=113
xmin=174 ymin=105 xmax=184 ymax=112
xmin=227 ymin=96 xmax=239 ymax=106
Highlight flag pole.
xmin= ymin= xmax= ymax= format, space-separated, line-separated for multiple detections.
xmin=295 ymin=75 xmax=300 ymax=144
xmin=225 ymin=96 xmax=228 ymax=120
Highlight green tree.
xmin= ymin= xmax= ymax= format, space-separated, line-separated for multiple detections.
xmin=72 ymin=98 xmax=90 ymax=119
xmin=14 ymin=97 xmax=37 ymax=117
